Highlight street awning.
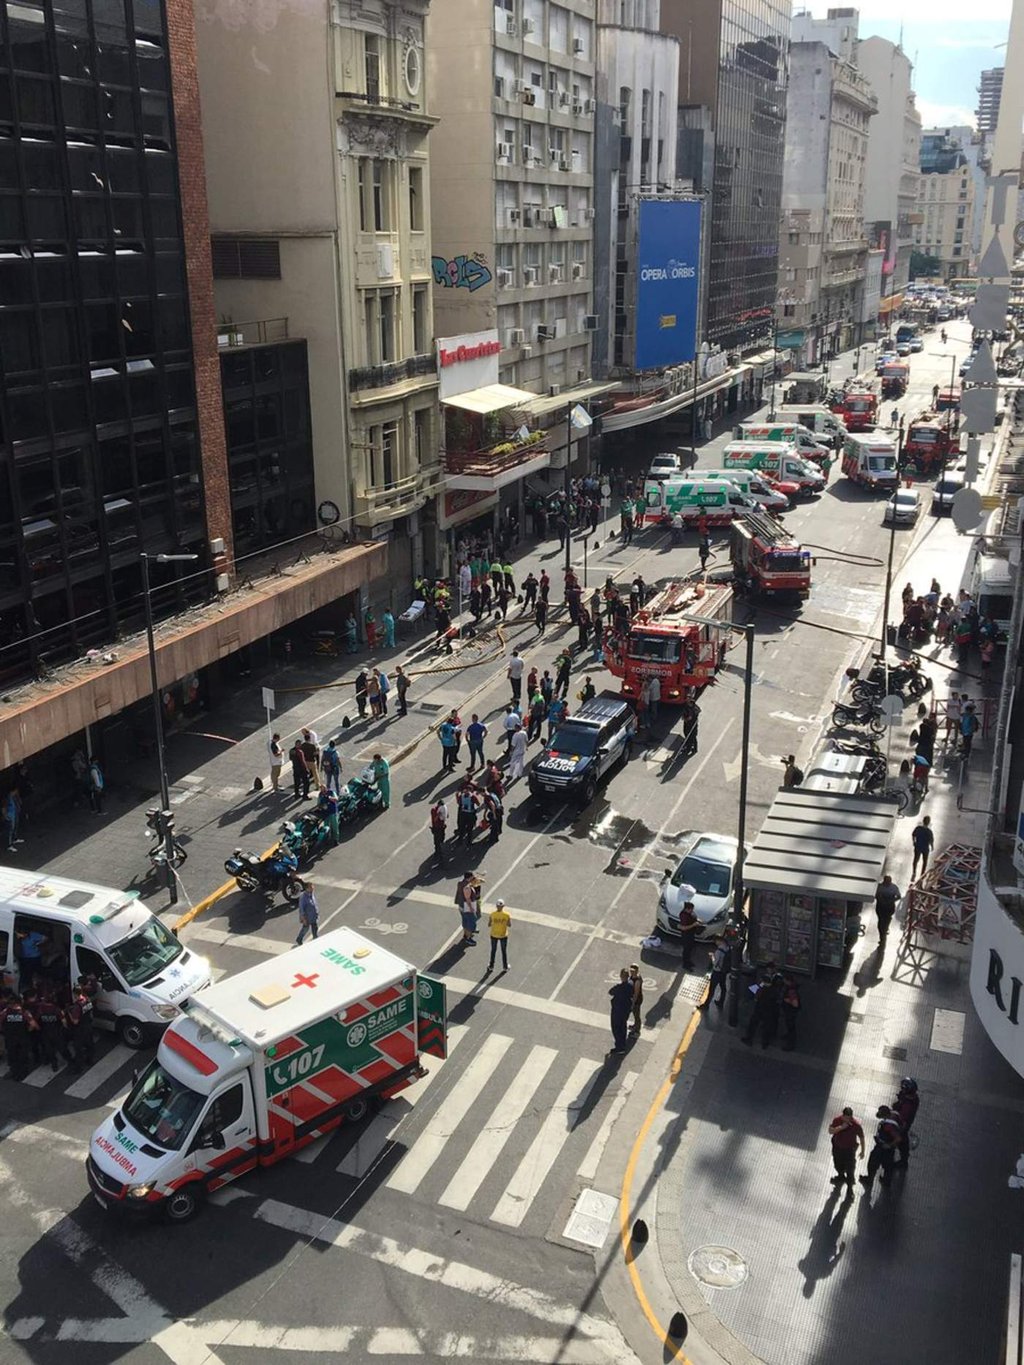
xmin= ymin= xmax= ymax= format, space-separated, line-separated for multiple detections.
xmin=512 ymin=380 xmax=618 ymax=419
xmin=743 ymin=789 xmax=897 ymax=902
xmin=441 ymin=383 xmax=536 ymax=415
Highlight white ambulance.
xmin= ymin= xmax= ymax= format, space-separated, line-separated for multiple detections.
xmin=0 ymin=868 xmax=210 ymax=1048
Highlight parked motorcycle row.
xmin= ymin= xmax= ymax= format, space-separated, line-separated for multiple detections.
xmin=223 ymin=763 xmax=385 ymax=901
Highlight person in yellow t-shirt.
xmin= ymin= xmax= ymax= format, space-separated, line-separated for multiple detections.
xmin=485 ymin=900 xmax=511 ymax=974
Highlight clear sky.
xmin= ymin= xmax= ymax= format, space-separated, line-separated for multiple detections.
xmin=804 ymin=1 xmax=1012 ymax=129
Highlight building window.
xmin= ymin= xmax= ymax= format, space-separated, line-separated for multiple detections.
xmin=373 ymin=160 xmax=389 ymax=231
xmin=412 ymin=285 xmax=428 ymax=353
xmin=370 ymin=420 xmax=398 ymax=487
xmin=211 ymin=237 xmax=281 ymax=279
xmin=365 ymin=33 xmax=381 ymax=102
xmin=409 ymin=165 xmax=424 ymax=232
xmin=414 ymin=407 xmax=431 ymax=466
xmin=379 ymin=289 xmax=396 ymax=361
xmin=358 ymin=159 xmax=371 ymax=232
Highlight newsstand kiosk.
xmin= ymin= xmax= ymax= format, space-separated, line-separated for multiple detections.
xmin=744 ymin=789 xmax=898 ymax=976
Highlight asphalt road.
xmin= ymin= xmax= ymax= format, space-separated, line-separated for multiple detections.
xmin=0 ymin=322 xmax=978 ymax=1365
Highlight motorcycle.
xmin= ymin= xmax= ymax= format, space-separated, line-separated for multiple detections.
xmin=224 ymin=843 xmax=303 ymax=901
xmin=849 ymin=657 xmax=931 ymax=706
xmin=278 ymin=812 xmax=333 ymax=867
xmin=831 ymin=700 xmax=887 ymax=735
xmin=337 ymin=764 xmax=385 ymax=825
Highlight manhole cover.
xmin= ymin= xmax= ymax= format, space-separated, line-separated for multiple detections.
xmin=688 ymin=1245 xmax=748 ymax=1289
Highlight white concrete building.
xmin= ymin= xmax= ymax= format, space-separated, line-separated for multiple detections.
xmin=196 ymin=0 xmax=443 ymax=582
xmin=916 ymin=131 xmax=976 ymax=280
xmin=858 ymin=36 xmax=922 ymax=298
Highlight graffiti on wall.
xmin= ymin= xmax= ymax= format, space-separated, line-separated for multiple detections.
xmin=432 ymin=253 xmax=492 ymax=292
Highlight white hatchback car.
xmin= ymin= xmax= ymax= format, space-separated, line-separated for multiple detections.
xmin=656 ymin=833 xmax=741 ymax=943
xmin=884 ymin=488 xmax=920 ymax=525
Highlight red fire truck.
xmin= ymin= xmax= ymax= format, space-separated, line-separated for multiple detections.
xmin=729 ymin=510 xmax=811 ymax=599
xmin=904 ymin=412 xmax=958 ymax=476
xmin=832 ymin=385 xmax=878 ymax=431
xmin=603 ymin=580 xmax=734 ymax=705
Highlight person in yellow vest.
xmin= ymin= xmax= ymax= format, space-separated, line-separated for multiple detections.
xmin=484 ymin=900 xmax=511 ymax=975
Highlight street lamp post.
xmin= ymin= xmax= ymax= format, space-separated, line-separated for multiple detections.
xmin=728 ymin=622 xmax=755 ymax=1029
xmin=140 ymin=551 xmax=198 ymax=904
xmin=878 ymin=418 xmax=904 ymax=657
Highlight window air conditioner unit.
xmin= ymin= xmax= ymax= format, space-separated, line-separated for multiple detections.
xmin=558 ymin=156 xmax=570 ymax=171
xmin=523 ymin=147 xmax=536 ymax=165
xmin=572 ymin=261 xmax=584 ymax=279
xmin=549 ymin=263 xmax=562 ymax=281
xmin=572 ymin=99 xmax=583 ymax=115
xmin=548 ymin=383 xmax=561 ymax=396
xmin=584 ymin=206 xmax=595 ymax=220
xmin=537 ymin=325 xmax=555 ymax=341
xmin=522 ymin=207 xmax=536 ymax=226
xmin=584 ymin=314 xmax=599 ymax=330
xmin=510 ymin=327 xmax=526 ymax=344
xmin=497 ymin=142 xmax=513 ymax=161
xmin=584 ymin=98 xmax=595 ymax=114
xmin=505 ymin=18 xmax=518 ymax=36
xmin=573 ymin=37 xmax=584 ymax=54
xmin=497 ymin=268 xmax=513 ymax=287
xmin=507 ymin=207 xmax=521 ymax=224
xmin=547 ymin=207 xmax=559 ymax=225
xmin=524 ymin=265 xmax=539 ymax=284
xmin=549 ymin=146 xmax=560 ymax=162
xmin=521 ymin=87 xmax=536 ymax=105
xmin=559 ymin=91 xmax=570 ymax=108
xmin=522 ymin=17 xmax=535 ymax=34
xmin=521 ymin=343 xmax=533 ymax=357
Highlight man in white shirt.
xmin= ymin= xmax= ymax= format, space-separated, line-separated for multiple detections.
xmin=648 ymin=674 xmax=661 ymax=724
xmin=507 ymin=650 xmax=525 ymax=705
xmin=503 ymin=705 xmax=522 ymax=754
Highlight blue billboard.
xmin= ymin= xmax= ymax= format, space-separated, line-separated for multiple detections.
xmin=635 ymin=200 xmax=702 ymax=372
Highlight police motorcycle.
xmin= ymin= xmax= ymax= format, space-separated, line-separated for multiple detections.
xmin=337 ymin=763 xmax=385 ymax=824
xmin=224 ymin=841 xmax=303 ymax=901
xmin=278 ymin=809 xmax=334 ymax=867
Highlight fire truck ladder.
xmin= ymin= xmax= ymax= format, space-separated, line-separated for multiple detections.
xmin=735 ymin=508 xmax=796 ymax=550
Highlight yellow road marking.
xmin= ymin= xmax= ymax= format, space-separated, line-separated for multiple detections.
xmin=618 ymin=1008 xmax=702 ymax=1362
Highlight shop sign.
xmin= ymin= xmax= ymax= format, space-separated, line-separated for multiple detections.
xmin=436 ymin=330 xmax=501 ymax=400
xmin=439 ymin=487 xmax=498 ymax=530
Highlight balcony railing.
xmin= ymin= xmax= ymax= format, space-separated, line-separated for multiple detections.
xmin=445 ymin=432 xmax=549 ymax=478
xmin=336 ymin=89 xmax=425 ymax=116
xmin=348 ymin=353 xmax=437 ymax=393
xmin=217 ymin=317 xmax=290 ymax=348
xmin=354 ymin=464 xmax=445 ymax=525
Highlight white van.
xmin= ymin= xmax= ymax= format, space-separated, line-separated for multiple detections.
xmin=0 ymin=869 xmax=211 ymax=1048
xmin=774 ymin=406 xmax=847 ymax=445
xmin=970 ymin=553 xmax=1014 ymax=637
xmin=701 ymin=469 xmax=789 ymax=511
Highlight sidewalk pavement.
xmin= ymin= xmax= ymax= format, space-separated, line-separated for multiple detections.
xmin=598 ymin=424 xmax=1021 ymax=1365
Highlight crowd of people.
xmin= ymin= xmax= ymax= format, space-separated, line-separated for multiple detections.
xmin=899 ymin=578 xmax=1000 ymax=668
xmin=1 ymin=940 xmax=98 ymax=1081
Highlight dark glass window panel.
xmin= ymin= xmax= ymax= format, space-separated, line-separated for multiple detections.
xmin=147 ymin=195 xmax=177 ymax=240
xmin=41 ymin=305 xmax=78 ymax=366
xmin=164 ymin=365 xmax=193 ymax=409
xmin=92 ymin=0 xmax=127 ymax=36
xmin=85 ymin=299 xmax=118 ymax=357
xmin=282 ymin=386 xmax=308 ymax=436
xmin=116 ymin=255 xmax=146 ymax=297
xmin=156 ymin=292 xmax=188 ymax=349
xmin=35 ymin=255 xmax=72 ymax=302
xmin=135 ymin=42 xmax=166 ymax=92
xmin=91 ymin=371 xmax=127 ymax=421
xmin=254 ymin=347 xmax=278 ymax=382
xmin=110 ymin=196 xmax=143 ymax=239
xmin=16 ymin=74 xmax=55 ymax=125
xmin=74 ymin=193 xmax=108 ymax=239
xmin=143 ymin=151 xmax=173 ymax=195
xmin=17 ymin=452 xmax=54 ymax=513
xmin=0 ymin=77 xmax=13 ymax=125
xmin=67 ymin=141 xmax=105 ymax=192
xmin=26 ymin=193 xmax=65 ymax=239
xmin=120 ymin=296 xmax=151 ymax=353
xmin=0 ymin=137 xmax=18 ymax=189
xmin=50 ymin=381 xmax=88 ymax=431
xmin=220 ymin=349 xmax=251 ymax=389
xmin=0 ymin=192 xmax=24 ymax=236
xmin=0 ymin=309 xmax=41 ymax=373
xmin=96 ymin=40 xmax=132 ymax=86
xmin=226 ymin=401 xmax=254 ymax=449
xmin=7 ymin=17 xmax=51 ymax=75
xmin=127 ymin=365 xmax=157 ymax=415
xmin=169 ymin=425 xmax=197 ymax=479
xmin=97 ymin=432 xmax=133 ymax=493
xmin=101 ymin=85 xmax=134 ymax=133
xmin=139 ymin=90 xmax=167 ymax=143
xmin=55 ymin=32 xmax=92 ymax=79
xmin=133 ymin=429 xmax=165 ymax=486
xmin=55 ymin=444 xmax=91 ymax=498
xmin=281 ymin=343 xmax=305 ymax=378
xmin=106 ymin=145 xmax=141 ymax=192
xmin=153 ymin=250 xmax=181 ymax=293
xmin=129 ymin=0 xmax=164 ymax=38
xmin=21 ymin=138 xmax=60 ymax=188
xmin=8 ymin=386 xmax=47 ymax=439
xmin=78 ymin=250 xmax=113 ymax=297
xmin=0 ymin=257 xmax=33 ymax=302
xmin=103 ymin=495 xmax=137 ymax=550
xmin=255 ymin=394 xmax=281 ymax=441
xmin=61 ymin=79 xmax=99 ymax=129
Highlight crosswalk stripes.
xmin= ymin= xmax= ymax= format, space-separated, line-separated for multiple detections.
xmin=65 ymin=1044 xmax=137 ymax=1100
xmin=0 ymin=1037 xmax=142 ymax=1101
xmin=490 ymin=1058 xmax=604 ymax=1229
xmin=437 ymin=1044 xmax=558 ymax=1213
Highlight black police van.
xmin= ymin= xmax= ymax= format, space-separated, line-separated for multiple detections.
xmin=527 ymin=693 xmax=636 ymax=808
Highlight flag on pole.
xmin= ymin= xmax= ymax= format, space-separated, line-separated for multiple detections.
xmin=569 ymin=404 xmax=593 ymax=431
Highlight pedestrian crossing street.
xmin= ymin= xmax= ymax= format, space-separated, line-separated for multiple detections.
xmin=2 ymin=1016 xmax=641 ymax=1237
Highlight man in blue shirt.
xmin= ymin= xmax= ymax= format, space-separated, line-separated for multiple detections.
xmin=466 ymin=715 xmax=487 ymax=772
xmin=439 ymin=717 xmax=459 ymax=772
xmin=296 ymin=883 xmax=319 ymax=945
xmin=547 ymin=696 xmax=567 ymax=741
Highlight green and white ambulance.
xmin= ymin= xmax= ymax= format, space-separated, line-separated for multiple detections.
xmin=643 ymin=477 xmax=758 ymax=526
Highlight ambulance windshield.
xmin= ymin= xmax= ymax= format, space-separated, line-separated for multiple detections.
xmin=123 ymin=1060 xmax=204 ymax=1150
xmin=108 ymin=914 xmax=184 ymax=986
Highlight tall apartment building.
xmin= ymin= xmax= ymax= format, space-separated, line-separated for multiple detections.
xmin=661 ymin=0 xmax=791 ymax=356
xmin=858 ymin=36 xmax=921 ymax=298
xmin=592 ymin=0 xmax=680 ymax=379
xmin=427 ymin=0 xmax=597 ymax=397
xmin=196 ymin=0 xmax=442 ymax=583
xmin=915 ymin=130 xmax=975 ymax=280
xmin=977 ymin=67 xmax=1003 ymax=136
xmin=778 ymin=37 xmax=874 ymax=363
